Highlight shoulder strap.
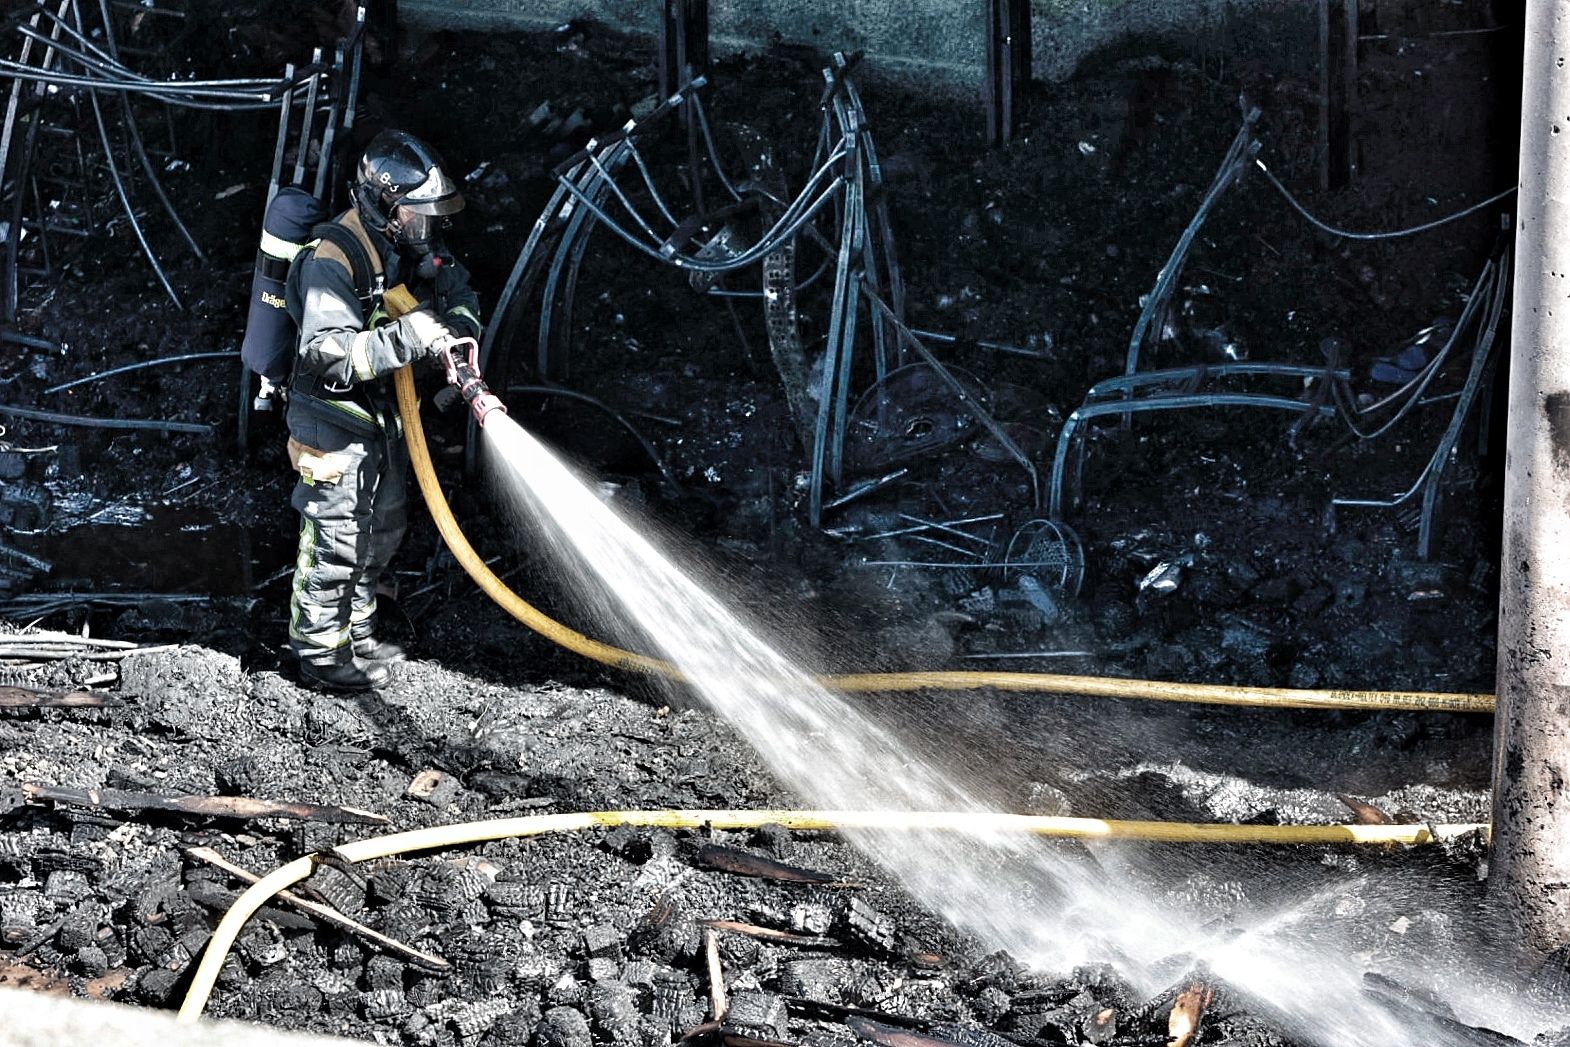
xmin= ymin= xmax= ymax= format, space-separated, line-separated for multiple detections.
xmin=310 ymin=221 xmax=378 ymax=304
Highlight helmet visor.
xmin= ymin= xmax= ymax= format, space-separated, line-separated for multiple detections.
xmin=397 ymin=164 xmax=466 ymax=216
xmin=392 ymin=205 xmax=452 ymax=251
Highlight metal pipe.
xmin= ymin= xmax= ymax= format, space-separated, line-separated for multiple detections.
xmin=909 ymin=327 xmax=1050 ymax=360
xmin=43 ymin=351 xmax=238 ymax=394
xmin=77 ymin=64 xmax=180 ymax=306
xmin=291 ymin=49 xmax=322 ymax=188
xmin=265 ymin=63 xmax=295 ymax=211
xmin=0 ymin=403 xmax=210 ymax=433
xmin=1048 ymin=393 xmax=1334 ymax=516
xmin=1491 ymin=0 xmax=1570 ymax=960
xmin=93 ymin=0 xmax=204 ymax=262
xmin=504 ymin=384 xmax=681 ymax=490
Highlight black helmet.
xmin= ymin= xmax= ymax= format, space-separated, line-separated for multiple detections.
xmin=352 ymin=129 xmax=464 ymax=256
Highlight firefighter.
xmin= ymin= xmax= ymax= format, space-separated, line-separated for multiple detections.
xmin=284 ymin=129 xmax=482 ymax=691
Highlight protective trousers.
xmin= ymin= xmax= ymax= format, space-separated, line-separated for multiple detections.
xmin=286 ymin=404 xmax=407 ymax=660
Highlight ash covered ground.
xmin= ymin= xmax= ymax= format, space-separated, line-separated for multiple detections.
xmin=0 ymin=3 xmax=1553 ymax=1045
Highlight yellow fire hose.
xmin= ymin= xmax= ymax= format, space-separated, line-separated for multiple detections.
xmin=171 ymin=358 xmax=1494 ymax=1022
xmin=176 ymin=807 xmax=1486 ymax=1022
xmin=389 ymin=363 xmax=1494 ymax=715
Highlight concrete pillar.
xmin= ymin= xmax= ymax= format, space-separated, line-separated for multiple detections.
xmin=1491 ymin=0 xmax=1570 ymax=960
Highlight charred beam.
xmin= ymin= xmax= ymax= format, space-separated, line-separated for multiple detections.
xmin=658 ymin=0 xmax=709 ymax=98
xmin=696 ymin=844 xmax=846 ymax=885
xmin=1317 ymin=0 xmax=1358 ymax=189
xmin=705 ymin=926 xmax=727 ymax=1020
xmin=20 ymin=783 xmax=390 ymax=825
xmin=0 ymin=686 xmax=117 ymax=709
xmin=847 ymin=1016 xmax=964 ymax=1047
xmin=1337 ymin=794 xmax=1395 ymax=825
xmin=700 ymin=920 xmax=839 ymax=948
xmin=983 ymin=0 xmax=1031 ymax=146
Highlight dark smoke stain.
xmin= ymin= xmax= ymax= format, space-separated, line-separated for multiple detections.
xmin=1545 ymin=392 xmax=1570 ymax=474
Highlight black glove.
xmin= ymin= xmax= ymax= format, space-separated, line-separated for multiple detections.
xmin=443 ymin=305 xmax=482 ymax=341
xmin=433 ymin=256 xmax=471 ymax=299
xmin=432 ymin=257 xmax=481 ymax=340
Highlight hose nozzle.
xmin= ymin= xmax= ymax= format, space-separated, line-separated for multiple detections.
xmin=436 ymin=337 xmax=509 ymax=428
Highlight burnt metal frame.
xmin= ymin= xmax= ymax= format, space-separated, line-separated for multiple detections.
xmin=1055 ymin=247 xmax=1509 ymax=557
xmin=983 ymin=0 xmax=1031 ymax=146
xmin=1048 ymin=377 xmax=1340 ymax=518
xmin=1120 ymin=109 xmax=1260 ymax=391
xmin=1329 ymin=247 xmax=1510 ymax=560
xmin=478 ymin=59 xmax=926 ymax=526
xmin=477 ymin=57 xmax=1035 ymax=525
xmin=238 ymin=11 xmax=367 ymax=459
xmin=0 ymin=0 xmax=318 ymax=327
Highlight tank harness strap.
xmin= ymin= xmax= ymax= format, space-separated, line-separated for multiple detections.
xmin=309 ymin=220 xmax=380 ymax=307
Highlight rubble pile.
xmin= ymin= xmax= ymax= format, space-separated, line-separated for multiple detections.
xmin=0 ymin=645 xmax=1524 ymax=1046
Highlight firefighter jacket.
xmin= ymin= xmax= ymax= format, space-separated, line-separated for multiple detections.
xmin=284 ymin=207 xmax=482 ymax=434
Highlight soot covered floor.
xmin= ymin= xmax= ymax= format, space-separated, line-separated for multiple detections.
xmin=0 ymin=3 xmax=1550 ymax=1045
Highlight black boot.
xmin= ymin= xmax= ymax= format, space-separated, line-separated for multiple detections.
xmin=351 ymin=619 xmax=406 ymax=664
xmin=298 ymin=649 xmax=391 ymax=692
xmin=353 ymin=635 xmax=407 ymax=664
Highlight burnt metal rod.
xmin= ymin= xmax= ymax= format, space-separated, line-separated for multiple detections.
xmin=864 ymin=285 xmax=1039 ymax=503
xmin=909 ymin=327 xmax=1050 ymax=360
xmin=44 ymin=351 xmax=237 ymax=393
xmin=0 ymin=61 xmax=282 ymax=102
xmin=1086 ymin=362 xmax=1352 ymax=401
xmin=0 ymin=540 xmax=51 ymax=572
xmin=71 ymin=1 xmax=181 ymax=309
xmin=904 ymin=532 xmax=987 ymax=559
xmin=291 ymin=49 xmax=323 ymax=188
xmin=626 ymin=139 xmax=680 ymax=227
xmin=1048 ymin=393 xmax=1337 ymax=516
xmin=864 ymin=513 xmax=1004 ymax=541
xmin=1 ymin=4 xmax=59 ymax=325
xmin=185 ymin=846 xmax=450 ymax=971
xmin=1122 ymin=114 xmax=1260 ymax=385
xmin=0 ymin=403 xmax=210 ymax=433
xmin=1256 ymin=157 xmax=1517 ymax=241
xmin=19 ymin=11 xmax=301 ymax=91
xmin=313 ymin=42 xmax=345 ymax=200
xmin=21 ymin=783 xmax=390 ymax=825
xmin=960 ymin=650 xmax=1095 ymax=660
xmin=823 ymin=467 xmax=908 ymax=510
xmin=551 ymin=148 xmax=848 ymax=272
xmin=265 ymin=63 xmax=296 ymax=210
xmin=506 ymin=384 xmax=681 ymax=490
xmin=93 ymin=0 xmax=205 ymax=261
xmin=896 ymin=512 xmax=999 ymax=546
xmin=806 ymin=149 xmax=861 ymax=524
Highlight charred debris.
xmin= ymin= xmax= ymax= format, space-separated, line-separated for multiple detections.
xmin=0 ymin=1 xmax=1534 ymax=1045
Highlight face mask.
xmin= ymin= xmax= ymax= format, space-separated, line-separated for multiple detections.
xmin=390 ymin=205 xmax=450 ymax=256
